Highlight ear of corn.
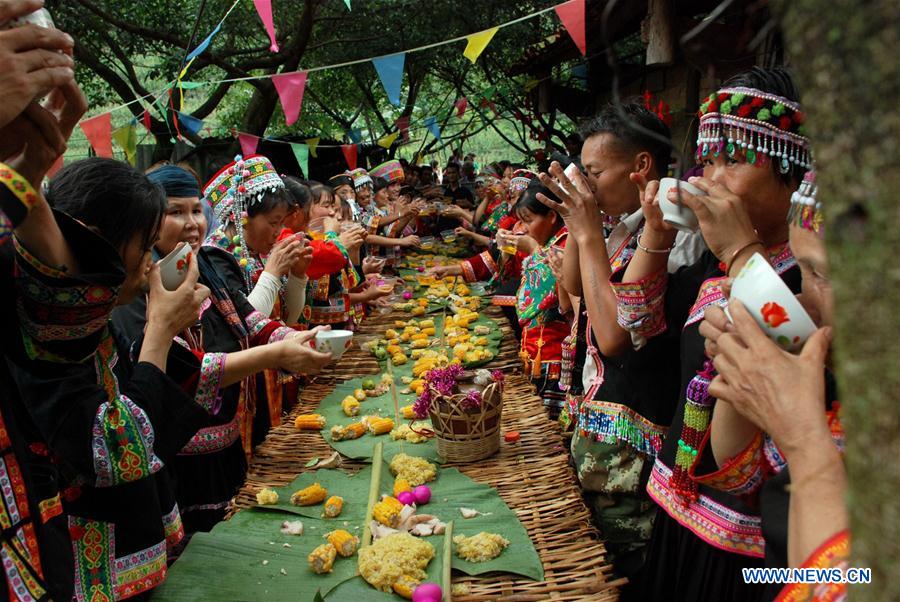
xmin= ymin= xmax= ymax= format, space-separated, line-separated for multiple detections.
xmin=391 ymin=574 xmax=420 ymax=599
xmin=332 ymin=422 xmax=366 ymax=441
xmin=367 ymin=417 xmax=395 ymax=435
xmin=291 ymin=482 xmax=327 ymax=506
xmin=307 ymin=543 xmax=337 ymax=574
xmin=323 ymin=495 xmax=344 ymax=518
xmin=393 ymin=478 xmax=412 ymax=497
xmin=401 ymin=405 xmax=416 ymax=420
xmin=294 ymin=414 xmax=326 ymax=430
xmin=326 ymin=529 xmax=359 ymax=557
xmin=341 ymin=396 xmax=361 ymax=416
xmin=373 ymin=496 xmax=404 ymax=528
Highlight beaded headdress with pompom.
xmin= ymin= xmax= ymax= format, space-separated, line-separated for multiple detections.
xmin=787 ymin=169 xmax=822 ymax=234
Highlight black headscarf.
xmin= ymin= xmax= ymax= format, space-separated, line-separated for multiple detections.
xmin=147 ymin=165 xmax=200 ymax=198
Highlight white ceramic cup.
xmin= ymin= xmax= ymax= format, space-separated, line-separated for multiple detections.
xmin=314 ymin=329 xmax=354 ymax=361
xmin=657 ymin=177 xmax=704 ymax=233
xmin=728 ymin=252 xmax=817 ymax=352
xmin=157 ymin=243 xmax=193 ymax=291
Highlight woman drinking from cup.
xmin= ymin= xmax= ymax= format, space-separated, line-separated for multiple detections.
xmin=610 ymin=67 xmax=812 ymax=601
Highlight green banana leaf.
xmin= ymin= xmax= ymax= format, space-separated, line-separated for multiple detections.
xmin=251 ymin=466 xmax=373 ymax=522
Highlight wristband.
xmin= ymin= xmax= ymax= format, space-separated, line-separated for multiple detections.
xmin=636 ymin=235 xmax=675 ymax=254
xmin=725 ymin=240 xmax=763 ymax=276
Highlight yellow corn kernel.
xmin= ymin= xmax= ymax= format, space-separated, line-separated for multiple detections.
xmin=294 ymin=414 xmax=326 ymax=430
xmin=341 ymin=396 xmax=361 ymax=417
xmin=401 ymin=405 xmax=416 ymax=420
xmin=385 ymin=329 xmax=399 ymax=339
xmin=367 ymin=417 xmax=395 ymax=436
xmin=418 ymin=319 xmax=434 ymax=328
xmin=411 ymin=307 xmax=425 ymax=316
xmin=411 ymin=339 xmax=429 ymax=349
xmin=373 ymin=496 xmax=404 ymax=528
xmin=323 ymin=495 xmax=344 ymax=518
xmin=291 ymin=482 xmax=327 ymax=506
xmin=386 ymin=345 xmax=403 ymax=356
xmin=392 ymin=575 xmax=420 ymax=599
xmin=326 ymin=529 xmax=359 ymax=557
xmin=308 ymin=543 xmax=337 ymax=574
xmin=393 ymin=478 xmax=412 ymax=497
xmin=411 ymin=332 xmax=428 ymax=341
xmin=400 ymin=332 xmax=411 ymax=342
xmin=331 ymin=422 xmax=366 ymax=441
xmin=391 ymin=354 xmax=408 ymax=366
xmin=353 ymin=388 xmax=367 ymax=401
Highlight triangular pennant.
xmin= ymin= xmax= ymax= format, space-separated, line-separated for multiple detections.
xmin=79 ymin=113 xmax=113 ymax=158
xmin=341 ymin=144 xmax=358 ymax=170
xmin=395 ymin=115 xmax=410 ymax=141
xmin=272 ymin=71 xmax=308 ymax=125
xmin=455 ymin=97 xmax=468 ymax=118
xmin=372 ymin=52 xmax=405 ymax=106
xmin=423 ymin=116 xmax=441 ymax=140
xmin=252 ymin=0 xmax=279 ymax=52
xmin=463 ymin=27 xmax=498 ymax=63
xmin=178 ymin=81 xmax=206 ymax=90
xmin=343 ymin=0 xmax=351 ymax=9
xmin=112 ymin=123 xmax=138 ymax=165
xmin=377 ymin=131 xmax=400 ymax=148
xmin=290 ymin=143 xmax=309 ymax=177
xmin=481 ymin=86 xmax=497 ymax=101
xmin=175 ymin=111 xmax=204 ymax=136
xmin=305 ymin=137 xmax=320 ymax=158
xmin=239 ymin=133 xmax=260 ymax=157
xmin=555 ymin=0 xmax=587 ymax=56
xmin=142 ymin=108 xmax=152 ymax=133
xmin=347 ymin=128 xmax=362 ymax=144
xmin=186 ymin=23 xmax=222 ymax=61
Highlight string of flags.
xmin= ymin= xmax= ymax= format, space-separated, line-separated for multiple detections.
xmin=75 ymin=0 xmax=586 ymax=163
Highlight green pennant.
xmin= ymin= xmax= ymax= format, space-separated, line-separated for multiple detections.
xmin=291 ymin=143 xmax=309 ymax=177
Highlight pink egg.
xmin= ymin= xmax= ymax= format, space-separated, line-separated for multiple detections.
xmin=402 ymin=291 xmax=413 ymax=300
xmin=397 ymin=491 xmax=416 ymax=506
xmin=412 ymin=582 xmax=443 ymax=602
xmin=417 ymin=266 xmax=425 ymax=272
xmin=413 ymin=485 xmax=431 ymax=505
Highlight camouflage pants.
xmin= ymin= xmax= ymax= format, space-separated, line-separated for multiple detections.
xmin=571 ymin=429 xmax=656 ymax=575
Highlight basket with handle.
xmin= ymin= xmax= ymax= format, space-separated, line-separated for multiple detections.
xmin=427 ymin=378 xmax=503 ymax=463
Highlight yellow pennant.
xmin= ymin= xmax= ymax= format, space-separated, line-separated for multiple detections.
xmin=305 ymin=137 xmax=320 ymax=158
xmin=377 ymin=131 xmax=400 ymax=148
xmin=463 ymin=27 xmax=499 ymax=63
xmin=112 ymin=124 xmax=137 ymax=165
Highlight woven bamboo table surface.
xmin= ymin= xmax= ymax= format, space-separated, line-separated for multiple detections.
xmin=231 ymin=305 xmax=623 ymax=601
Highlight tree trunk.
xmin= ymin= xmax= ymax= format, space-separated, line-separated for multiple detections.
xmin=775 ymin=1 xmax=900 ymax=599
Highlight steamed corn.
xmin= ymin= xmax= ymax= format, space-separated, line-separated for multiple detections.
xmin=326 ymin=529 xmax=359 ymax=557
xmin=308 ymin=543 xmax=337 ymax=574
xmin=373 ymin=496 xmax=404 ymax=528
xmin=294 ymin=414 xmax=326 ymax=430
xmin=323 ymin=495 xmax=344 ymax=518
xmin=291 ymin=482 xmax=327 ymax=506
xmin=367 ymin=417 xmax=395 ymax=435
xmin=341 ymin=396 xmax=361 ymax=416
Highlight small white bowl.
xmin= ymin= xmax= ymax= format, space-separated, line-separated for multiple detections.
xmin=314 ymin=329 xmax=354 ymax=360
xmin=729 ymin=252 xmax=817 ymax=351
xmin=157 ymin=243 xmax=193 ymax=291
xmin=657 ymin=177 xmax=703 ymax=233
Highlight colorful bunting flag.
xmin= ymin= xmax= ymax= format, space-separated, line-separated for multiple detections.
xmin=377 ymin=131 xmax=400 ymax=148
xmin=186 ymin=23 xmax=223 ymax=61
xmin=272 ymin=71 xmax=308 ymax=125
xmin=239 ymin=133 xmax=260 ymax=156
xmin=79 ymin=113 xmax=113 ymax=158
xmin=252 ymin=0 xmax=279 ymax=53
xmin=343 ymin=0 xmax=351 ymax=9
xmin=454 ymin=97 xmax=468 ymax=118
xmin=463 ymin=27 xmax=498 ymax=63
xmin=555 ymin=0 xmax=586 ymax=56
xmin=305 ymin=137 xmax=320 ymax=158
xmin=47 ymin=156 xmax=64 ymax=179
xmin=395 ymin=115 xmax=410 ymax=141
xmin=347 ymin=128 xmax=362 ymax=144
xmin=112 ymin=123 xmax=138 ymax=165
xmin=176 ymin=111 xmax=205 ymax=136
xmin=142 ymin=108 xmax=152 ymax=133
xmin=423 ymin=116 xmax=441 ymax=140
xmin=372 ymin=53 xmax=405 ymax=106
xmin=341 ymin=144 xmax=358 ymax=170
xmin=290 ymin=143 xmax=309 ymax=176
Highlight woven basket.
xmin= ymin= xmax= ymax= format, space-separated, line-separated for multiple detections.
xmin=427 ymin=379 xmax=503 ymax=462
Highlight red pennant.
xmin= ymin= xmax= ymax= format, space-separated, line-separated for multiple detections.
xmin=272 ymin=71 xmax=308 ymax=126
xmin=142 ymin=109 xmax=152 ymax=133
xmin=252 ymin=0 xmax=279 ymax=52
xmin=395 ymin=115 xmax=410 ymax=141
xmin=238 ymin=133 xmax=260 ymax=157
xmin=455 ymin=97 xmax=468 ymax=118
xmin=555 ymin=0 xmax=586 ymax=56
xmin=79 ymin=113 xmax=113 ymax=158
xmin=341 ymin=144 xmax=358 ymax=170
xmin=47 ymin=156 xmax=64 ymax=179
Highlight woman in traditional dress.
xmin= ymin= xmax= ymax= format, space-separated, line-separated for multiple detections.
xmin=699 ymin=171 xmax=849 ymax=602
xmin=112 ymin=165 xmax=332 ymax=536
xmin=609 ymin=67 xmax=812 ymax=601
